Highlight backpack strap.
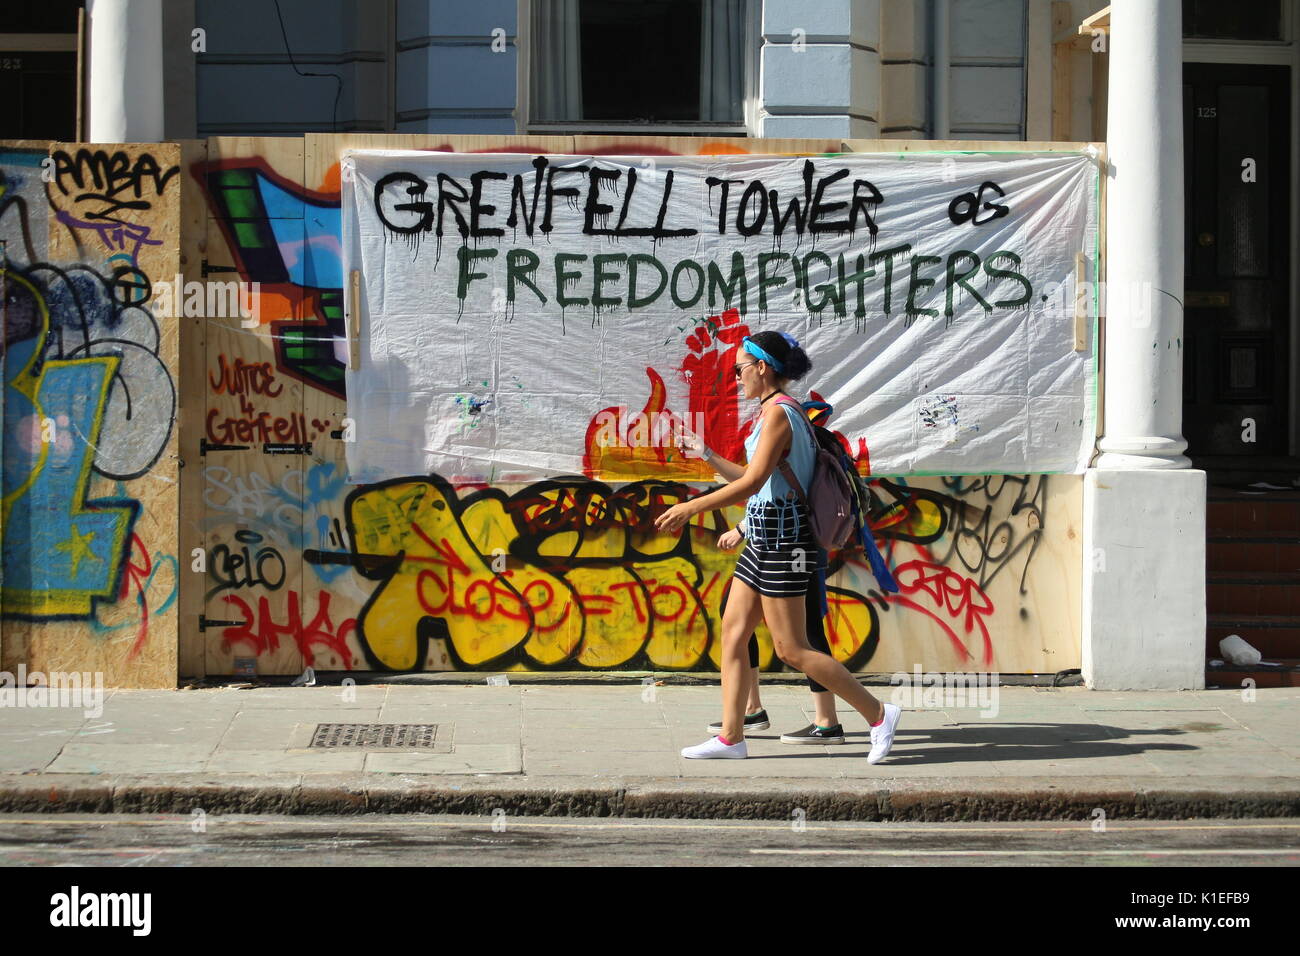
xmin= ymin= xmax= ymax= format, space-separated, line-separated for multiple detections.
xmin=779 ymin=460 xmax=810 ymax=506
xmin=772 ymin=395 xmax=818 ymax=451
xmin=771 ymin=396 xmax=815 ymax=505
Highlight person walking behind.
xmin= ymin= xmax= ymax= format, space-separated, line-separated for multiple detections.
xmin=654 ymin=330 xmax=901 ymax=762
xmin=709 ymin=512 xmax=846 ymax=744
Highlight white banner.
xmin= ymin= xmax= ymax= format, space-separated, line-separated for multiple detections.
xmin=341 ymin=149 xmax=1099 ymax=483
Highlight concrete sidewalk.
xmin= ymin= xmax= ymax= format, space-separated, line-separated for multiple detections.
xmin=1 ymin=682 xmax=1298 ymax=820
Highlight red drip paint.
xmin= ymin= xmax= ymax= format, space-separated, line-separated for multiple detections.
xmin=120 ymin=534 xmax=153 ymax=662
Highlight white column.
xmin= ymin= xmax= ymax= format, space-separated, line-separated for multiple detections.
xmin=87 ymin=0 xmax=164 ymax=142
xmin=1083 ymin=0 xmax=1205 ymax=691
xmin=1096 ymin=0 xmax=1189 ymax=469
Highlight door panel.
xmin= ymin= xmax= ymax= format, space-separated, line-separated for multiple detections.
xmin=201 ymin=216 xmax=306 ymax=677
xmin=1182 ymin=63 xmax=1291 ymax=458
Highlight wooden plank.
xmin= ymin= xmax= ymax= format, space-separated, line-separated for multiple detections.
xmin=304 ymin=133 xmax=578 ymax=198
xmin=1090 ymin=48 xmax=1109 ymax=143
xmin=1025 ymin=0 xmax=1054 ymax=141
xmin=75 ymin=9 xmax=85 ymax=140
xmin=32 ymin=142 xmax=182 ymax=687
xmin=844 ymin=476 xmax=1084 ymax=673
xmin=1051 ymin=1 xmax=1074 ymax=140
xmin=1079 ymin=5 xmax=1112 ymax=34
xmin=1074 ymin=251 xmax=1088 ymax=351
xmin=0 ymin=144 xmax=52 ymax=676
xmin=200 ymin=213 xmax=305 ymax=678
xmin=200 ymin=136 xmax=305 ymax=219
xmin=347 ymin=270 xmax=361 ymax=371
xmin=177 ymin=138 xmax=209 ymax=681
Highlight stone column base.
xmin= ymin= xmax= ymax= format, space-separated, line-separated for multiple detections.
xmin=1082 ymin=468 xmax=1207 ymax=690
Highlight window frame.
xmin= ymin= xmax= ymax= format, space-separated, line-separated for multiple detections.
xmin=1180 ymin=0 xmax=1293 ymax=46
xmin=516 ymin=0 xmax=760 ymax=137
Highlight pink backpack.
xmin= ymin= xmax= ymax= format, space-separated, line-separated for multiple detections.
xmin=773 ymin=396 xmax=857 ymax=551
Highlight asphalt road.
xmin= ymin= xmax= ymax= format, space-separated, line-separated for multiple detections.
xmin=2 ymin=814 xmax=1298 ymax=867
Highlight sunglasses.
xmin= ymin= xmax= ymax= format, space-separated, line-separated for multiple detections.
xmin=733 ymin=360 xmax=758 ymax=378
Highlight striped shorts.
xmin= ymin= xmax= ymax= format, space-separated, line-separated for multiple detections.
xmin=732 ymin=498 xmax=817 ymax=598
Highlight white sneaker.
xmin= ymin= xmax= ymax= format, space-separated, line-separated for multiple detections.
xmin=681 ymin=735 xmax=748 ymax=759
xmin=867 ymin=703 xmax=901 ymax=764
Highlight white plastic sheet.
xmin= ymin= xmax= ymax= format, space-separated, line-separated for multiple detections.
xmin=341 ymin=149 xmax=1099 ymax=483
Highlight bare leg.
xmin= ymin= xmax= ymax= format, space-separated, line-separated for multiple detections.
xmin=720 ymin=579 xmax=765 ymax=742
xmin=746 ymin=666 xmax=763 ymax=714
xmin=812 ymin=690 xmax=838 ymax=727
xmin=762 ymin=594 xmax=885 ymax=726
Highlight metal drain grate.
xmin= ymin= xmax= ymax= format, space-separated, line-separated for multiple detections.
xmin=309 ymin=723 xmax=441 ymax=749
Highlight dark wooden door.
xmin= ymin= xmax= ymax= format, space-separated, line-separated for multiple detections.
xmin=1182 ymin=62 xmax=1291 ymax=458
xmin=0 ymin=52 xmax=77 ymax=141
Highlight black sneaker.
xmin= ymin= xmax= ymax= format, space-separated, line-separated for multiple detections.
xmin=780 ymin=723 xmax=845 ymax=744
xmin=707 ymin=709 xmax=770 ymax=734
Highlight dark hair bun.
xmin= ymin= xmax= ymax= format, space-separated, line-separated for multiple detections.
xmin=748 ymin=330 xmax=811 ymax=382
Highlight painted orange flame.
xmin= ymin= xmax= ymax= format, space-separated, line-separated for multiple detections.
xmin=583 ymin=367 xmax=716 ymax=481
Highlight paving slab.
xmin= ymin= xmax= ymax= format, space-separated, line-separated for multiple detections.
xmin=46 ymin=742 xmax=216 ymax=774
xmin=0 ymin=684 xmax=1295 ymax=820
xmin=523 ymin=727 xmax=674 ymax=752
xmin=364 ymin=745 xmax=522 ymax=775
xmin=204 ymin=749 xmax=367 ymax=774
xmin=0 ymin=735 xmax=74 ymax=773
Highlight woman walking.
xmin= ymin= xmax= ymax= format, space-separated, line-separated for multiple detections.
xmin=710 ymin=534 xmax=847 ymax=743
xmin=654 ymin=331 xmax=901 ymax=761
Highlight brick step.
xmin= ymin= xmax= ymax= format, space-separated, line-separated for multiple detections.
xmin=1208 ymin=494 xmax=1300 ymax=504
xmin=1207 ymin=616 xmax=1300 ymax=658
xmin=1205 ymin=659 xmax=1300 ymax=689
xmin=1207 ymin=573 xmax=1300 ymax=616
xmin=1206 ymin=486 xmax=1300 ymax=538
xmin=1208 ymin=482 xmax=1300 ymax=500
xmin=1207 ymin=539 xmax=1300 ymax=573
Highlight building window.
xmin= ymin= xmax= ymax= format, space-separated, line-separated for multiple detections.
xmin=1182 ymin=0 xmax=1285 ymax=41
xmin=3 ymin=2 xmax=82 ymax=34
xmin=0 ymin=0 xmax=82 ymax=140
xmin=530 ymin=0 xmax=752 ymax=133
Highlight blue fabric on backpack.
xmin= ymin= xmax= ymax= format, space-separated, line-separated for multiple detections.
xmin=859 ymin=520 xmax=899 ymax=593
xmin=834 ymin=446 xmax=899 ymax=594
xmin=792 ymin=398 xmax=899 ymax=597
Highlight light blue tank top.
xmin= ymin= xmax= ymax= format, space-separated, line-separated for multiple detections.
xmin=744 ymin=400 xmax=818 ymax=505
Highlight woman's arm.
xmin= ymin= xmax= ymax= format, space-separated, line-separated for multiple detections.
xmin=707 ymin=453 xmax=746 ymax=482
xmin=676 ymin=427 xmax=745 ymax=481
xmin=655 ymin=405 xmax=792 ymax=532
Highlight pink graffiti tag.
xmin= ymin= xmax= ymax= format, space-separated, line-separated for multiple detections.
xmin=888 ymin=559 xmax=996 ymax=666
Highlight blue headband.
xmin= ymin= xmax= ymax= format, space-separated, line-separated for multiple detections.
xmin=742 ymin=336 xmax=784 ymax=373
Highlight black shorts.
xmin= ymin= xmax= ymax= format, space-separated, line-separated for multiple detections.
xmin=732 ymin=537 xmax=818 ymax=597
xmin=732 ymin=499 xmax=816 ymax=597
